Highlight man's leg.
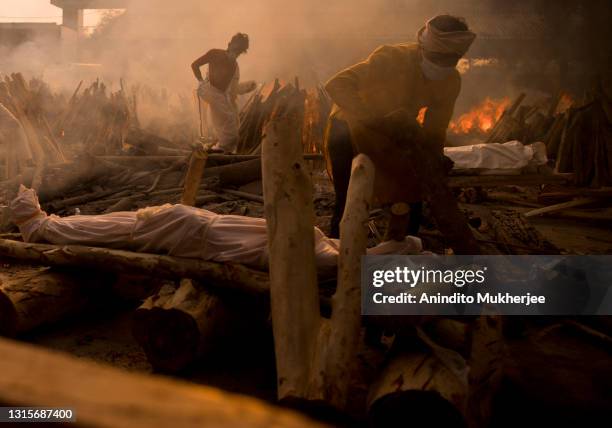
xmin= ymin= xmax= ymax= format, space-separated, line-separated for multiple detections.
xmin=326 ymin=118 xmax=354 ymax=239
xmin=207 ymin=93 xmax=240 ymax=153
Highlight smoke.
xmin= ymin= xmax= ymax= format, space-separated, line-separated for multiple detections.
xmin=3 ymin=1 xmax=607 ymax=122
xmin=0 ymin=35 xmax=61 ymax=79
xmin=82 ymin=0 xmax=442 ymax=90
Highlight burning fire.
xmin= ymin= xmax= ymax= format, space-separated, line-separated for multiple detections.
xmin=449 ymin=97 xmax=510 ymax=134
xmin=416 ymin=107 xmax=426 ymax=125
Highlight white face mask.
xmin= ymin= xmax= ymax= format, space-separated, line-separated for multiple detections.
xmin=420 ymin=55 xmax=455 ymax=81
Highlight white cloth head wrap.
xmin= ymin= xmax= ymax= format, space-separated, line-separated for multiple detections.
xmin=417 ymin=16 xmax=476 ymax=57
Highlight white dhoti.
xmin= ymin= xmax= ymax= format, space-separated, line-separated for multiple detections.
xmin=198 ymin=80 xmax=239 ymax=153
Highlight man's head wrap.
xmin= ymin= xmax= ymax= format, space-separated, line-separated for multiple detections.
xmin=417 ymin=16 xmax=476 ymax=57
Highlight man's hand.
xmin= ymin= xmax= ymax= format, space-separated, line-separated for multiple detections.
xmin=360 ymin=108 xmax=421 ymax=142
xmin=237 ymin=80 xmax=257 ymax=94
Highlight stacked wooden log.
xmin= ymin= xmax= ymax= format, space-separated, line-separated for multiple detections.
xmin=481 ymin=86 xmax=612 ymax=187
xmin=554 ymin=91 xmax=612 ymax=187
xmin=0 ymin=73 xmax=66 ymax=182
xmin=53 ymin=79 xmax=132 ymax=155
xmin=483 ymin=91 xmax=566 ymax=147
xmin=236 ymin=78 xmax=330 ymax=155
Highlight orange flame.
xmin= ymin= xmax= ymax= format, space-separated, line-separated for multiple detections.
xmin=449 ymin=97 xmax=511 ymax=134
xmin=416 ymin=107 xmax=426 ymax=125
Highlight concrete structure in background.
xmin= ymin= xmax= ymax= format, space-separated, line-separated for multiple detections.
xmin=0 ymin=23 xmax=61 ymax=48
xmin=49 ymin=0 xmax=128 ymax=63
xmin=50 ymin=0 xmax=129 ymax=31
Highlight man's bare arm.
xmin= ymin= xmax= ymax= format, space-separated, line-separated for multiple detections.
xmin=191 ymin=52 xmax=212 ymax=82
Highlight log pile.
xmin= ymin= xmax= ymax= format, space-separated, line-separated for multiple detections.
xmin=481 ymin=85 xmax=612 ymax=187
xmin=0 ymin=73 xmax=66 ymax=182
xmin=53 ymin=79 xmax=132 ymax=155
xmin=236 ymin=78 xmax=330 ymax=155
xmin=554 ymin=91 xmax=612 ymax=187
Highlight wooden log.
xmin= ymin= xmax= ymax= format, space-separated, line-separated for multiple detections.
xmin=30 ymin=164 xmax=44 ymax=192
xmin=447 ymin=173 xmax=573 ymax=188
xmin=0 ymin=267 xmax=111 ymax=337
xmin=538 ymin=187 xmax=612 ymax=204
xmin=323 ymin=154 xmax=374 ymax=409
xmin=157 ymin=146 xmax=192 ymax=156
xmin=45 ymin=189 xmax=118 ymax=211
xmin=0 ymin=337 xmax=328 ymax=428
xmin=53 ymin=80 xmax=82 ymax=134
xmin=0 ymin=239 xmax=270 ymax=296
xmin=103 ymin=195 xmax=137 ymax=213
xmin=485 ymin=93 xmax=526 ymax=144
xmin=367 ymin=334 xmax=469 ymax=427
xmin=544 ymin=114 xmax=566 ymax=156
xmin=555 ymin=107 xmax=578 ymax=174
xmin=181 ymin=146 xmax=209 ymax=206
xmin=35 ymin=158 xmax=126 ymax=202
xmin=222 ymin=188 xmax=264 ymax=203
xmin=209 ymin=153 xmax=323 ymax=164
xmin=523 ymin=197 xmax=598 ymax=218
xmin=204 ymin=158 xmax=262 ymax=187
xmin=539 ymin=208 xmax=612 ymax=222
xmin=133 ymin=279 xmax=233 ymax=373
xmin=262 ymin=104 xmax=323 ymax=402
xmin=3 ymin=135 xmax=16 ymax=180
xmin=96 ymin=154 xmax=322 ymax=165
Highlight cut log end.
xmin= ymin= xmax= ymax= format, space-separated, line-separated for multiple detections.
xmin=133 ymin=307 xmax=200 ymax=373
xmin=368 ymin=390 xmax=467 ymax=428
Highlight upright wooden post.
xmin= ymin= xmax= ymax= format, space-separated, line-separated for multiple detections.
xmin=324 ymin=154 xmax=375 ymax=408
xmin=181 ymin=145 xmax=208 ymax=206
xmin=262 ymin=106 xmax=322 ymax=402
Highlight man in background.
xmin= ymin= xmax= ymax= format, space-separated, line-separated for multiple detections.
xmin=191 ymin=33 xmax=256 ymax=153
xmin=323 ymin=15 xmax=476 ymax=238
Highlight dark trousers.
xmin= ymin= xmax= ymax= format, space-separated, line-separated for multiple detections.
xmin=326 ymin=117 xmax=422 ymax=239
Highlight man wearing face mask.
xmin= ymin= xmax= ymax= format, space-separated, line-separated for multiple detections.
xmin=323 ymin=15 xmax=475 ymax=239
xmin=192 ymin=33 xmax=256 ymax=153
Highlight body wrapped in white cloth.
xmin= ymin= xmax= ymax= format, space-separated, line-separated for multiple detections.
xmin=10 ymin=186 xmax=422 ymax=271
xmin=444 ymin=141 xmax=548 ymax=173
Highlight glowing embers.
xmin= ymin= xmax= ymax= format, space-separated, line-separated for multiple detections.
xmin=449 ymin=97 xmax=511 ymax=135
